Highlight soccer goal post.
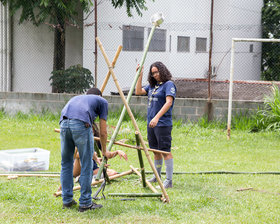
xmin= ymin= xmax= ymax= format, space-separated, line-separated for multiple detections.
xmin=227 ymin=38 xmax=280 ymax=139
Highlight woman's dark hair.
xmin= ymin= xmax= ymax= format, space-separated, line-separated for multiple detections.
xmin=148 ymin=61 xmax=172 ymax=87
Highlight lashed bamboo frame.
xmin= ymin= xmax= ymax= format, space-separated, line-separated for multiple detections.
xmin=54 ymin=128 xmax=169 ymax=155
xmin=96 ymin=37 xmax=170 ymax=203
xmin=100 ymin=45 xmax=123 ymax=93
xmin=54 ymin=169 xmax=133 ymax=197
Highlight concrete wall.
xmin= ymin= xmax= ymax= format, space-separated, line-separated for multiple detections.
xmin=0 ymin=92 xmax=263 ymax=122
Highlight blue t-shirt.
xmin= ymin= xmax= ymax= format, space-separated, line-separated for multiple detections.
xmin=60 ymin=95 xmax=108 ymax=125
xmin=144 ymin=80 xmax=176 ymax=126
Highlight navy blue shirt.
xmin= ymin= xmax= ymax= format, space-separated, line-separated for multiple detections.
xmin=60 ymin=95 xmax=108 ymax=125
xmin=144 ymin=80 xmax=176 ymax=126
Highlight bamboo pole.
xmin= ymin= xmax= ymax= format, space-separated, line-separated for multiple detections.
xmin=0 ymin=174 xmax=60 ymax=178
xmin=108 ymin=193 xmax=162 ymax=197
xmin=227 ymin=39 xmax=235 ymax=140
xmin=135 ymin=132 xmax=146 ymax=187
xmin=145 ymin=171 xmax=280 ymax=175
xmin=95 ymin=22 xmax=159 ymax=181
xmin=99 ymin=138 xmax=169 ymax=155
xmin=100 ymin=45 xmax=123 ymax=93
xmin=94 ymin=141 xmax=101 ymax=157
xmin=54 ymin=128 xmax=168 ymax=155
xmin=0 ymin=172 xmax=60 ymax=174
xmin=103 ymin=25 xmax=157 ymax=155
xmin=54 ymin=169 xmax=133 ymax=197
xmin=96 ymin=37 xmax=169 ymax=203
xmin=130 ymin=165 xmax=158 ymax=194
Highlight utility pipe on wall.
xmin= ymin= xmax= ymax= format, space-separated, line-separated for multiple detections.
xmin=0 ymin=4 xmax=4 ymax=91
xmin=0 ymin=3 xmax=12 ymax=92
xmin=206 ymin=0 xmax=214 ymax=121
xmin=208 ymin=0 xmax=214 ymax=101
xmin=94 ymin=0 xmax=98 ymax=87
xmin=7 ymin=4 xmax=12 ymax=91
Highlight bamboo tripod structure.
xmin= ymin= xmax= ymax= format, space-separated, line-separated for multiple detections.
xmin=54 ymin=169 xmax=134 ymax=197
xmin=95 ymin=36 xmax=170 ymax=203
xmin=54 ymin=128 xmax=169 ymax=155
xmin=53 ymin=129 xmax=164 ymax=200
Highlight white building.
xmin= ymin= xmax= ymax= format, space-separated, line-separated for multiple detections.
xmin=0 ymin=0 xmax=263 ymax=95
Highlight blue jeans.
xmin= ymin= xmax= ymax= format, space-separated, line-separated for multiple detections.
xmin=60 ymin=119 xmax=94 ymax=207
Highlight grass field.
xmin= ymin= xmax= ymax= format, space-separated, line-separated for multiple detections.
xmin=0 ymin=112 xmax=280 ymax=223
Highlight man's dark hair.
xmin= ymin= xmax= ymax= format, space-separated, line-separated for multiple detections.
xmin=86 ymin=87 xmax=102 ymax=96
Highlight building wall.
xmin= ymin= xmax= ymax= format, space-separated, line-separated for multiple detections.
xmin=83 ymin=0 xmax=263 ymax=95
xmin=212 ymin=0 xmax=263 ymax=81
xmin=1 ymin=1 xmax=263 ymax=94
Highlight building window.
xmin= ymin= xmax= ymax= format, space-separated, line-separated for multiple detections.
xmin=249 ymin=44 xmax=254 ymax=53
xmin=177 ymin=36 xmax=190 ymax=52
xmin=123 ymin=25 xmax=144 ymax=51
xmin=196 ymin=37 xmax=207 ymax=52
xmin=148 ymin=28 xmax=166 ymax=52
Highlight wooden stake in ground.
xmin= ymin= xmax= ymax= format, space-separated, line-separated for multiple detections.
xmin=135 ymin=132 xmax=146 ymax=187
xmin=96 ymin=37 xmax=170 ymax=203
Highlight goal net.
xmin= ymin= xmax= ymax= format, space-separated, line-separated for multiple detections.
xmin=227 ymin=38 xmax=280 ymax=139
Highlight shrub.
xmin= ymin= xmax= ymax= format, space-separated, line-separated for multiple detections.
xmin=231 ymin=110 xmax=258 ymax=131
xmin=252 ymin=84 xmax=280 ymax=131
xmin=49 ymin=64 xmax=94 ymax=93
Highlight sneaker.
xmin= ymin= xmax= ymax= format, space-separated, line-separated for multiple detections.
xmin=148 ymin=175 xmax=160 ymax=183
xmin=78 ymin=202 xmax=103 ymax=212
xmin=156 ymin=179 xmax=173 ymax=189
xmin=63 ymin=200 xmax=77 ymax=209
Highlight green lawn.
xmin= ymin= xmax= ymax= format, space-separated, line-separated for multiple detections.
xmin=0 ymin=112 xmax=279 ymax=223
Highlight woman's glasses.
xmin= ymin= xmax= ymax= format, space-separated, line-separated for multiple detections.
xmin=151 ymin=71 xmax=159 ymax=76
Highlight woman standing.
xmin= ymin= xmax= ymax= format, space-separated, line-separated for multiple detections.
xmin=135 ymin=61 xmax=176 ymax=188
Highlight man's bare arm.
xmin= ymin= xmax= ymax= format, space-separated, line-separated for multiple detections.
xmin=99 ymin=118 xmax=107 ymax=157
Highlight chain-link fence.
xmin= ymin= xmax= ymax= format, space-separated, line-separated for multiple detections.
xmin=1 ymin=1 xmax=279 ymax=100
xmin=226 ymin=39 xmax=280 ymax=102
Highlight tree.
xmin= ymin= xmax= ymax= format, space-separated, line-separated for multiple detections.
xmin=111 ymin=0 xmax=151 ymax=16
xmin=0 ymin=0 xmax=153 ymax=92
xmin=262 ymin=0 xmax=280 ymax=81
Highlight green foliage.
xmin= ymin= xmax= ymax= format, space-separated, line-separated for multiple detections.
xmin=252 ymin=84 xmax=280 ymax=131
xmin=0 ymin=0 xmax=93 ymax=26
xmin=196 ymin=112 xmax=261 ymax=132
xmin=111 ymin=0 xmax=154 ymax=17
xmin=197 ymin=115 xmax=226 ymax=129
xmin=173 ymin=118 xmax=183 ymax=128
xmin=0 ymin=108 xmax=5 ymax=119
xmin=0 ymin=0 xmax=152 ymax=27
xmin=262 ymin=0 xmax=280 ymax=80
xmin=49 ymin=64 xmax=94 ymax=94
xmin=231 ymin=110 xmax=258 ymax=131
